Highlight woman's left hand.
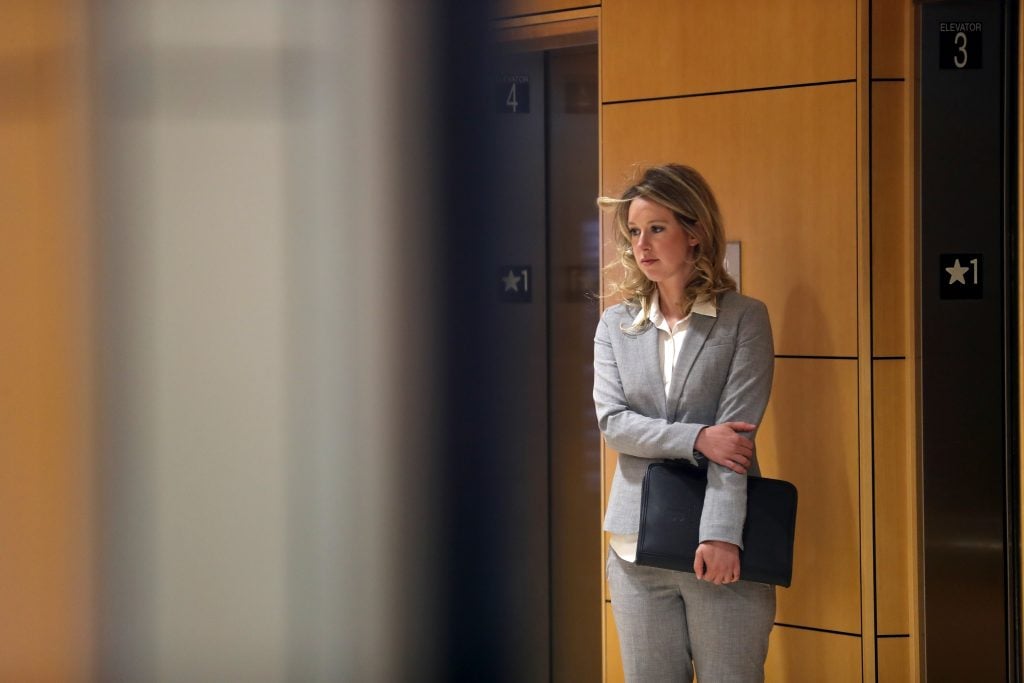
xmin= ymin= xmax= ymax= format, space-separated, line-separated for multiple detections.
xmin=693 ymin=540 xmax=741 ymax=584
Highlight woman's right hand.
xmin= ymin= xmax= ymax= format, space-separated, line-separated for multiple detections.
xmin=695 ymin=422 xmax=757 ymax=474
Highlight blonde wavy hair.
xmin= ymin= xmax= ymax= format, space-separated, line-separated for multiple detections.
xmin=597 ymin=163 xmax=737 ymax=324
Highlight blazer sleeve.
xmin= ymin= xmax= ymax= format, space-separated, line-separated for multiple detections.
xmin=699 ymin=300 xmax=775 ymax=549
xmin=593 ymin=312 xmax=704 ymax=465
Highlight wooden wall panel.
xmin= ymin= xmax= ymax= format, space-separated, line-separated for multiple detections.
xmin=1019 ymin=2 xmax=1024 ymax=672
xmin=493 ymin=0 xmax=597 ymax=19
xmin=872 ymin=0 xmax=907 ymax=79
xmin=872 ymin=82 xmax=907 ymax=357
xmin=878 ymin=637 xmax=912 ymax=682
xmin=604 ymin=449 xmax=616 ymax=504
xmin=603 ymin=446 xmax=616 ymax=603
xmin=602 ymin=454 xmax=614 ymax=597
xmin=0 ymin=1 xmax=92 ymax=679
xmin=602 ymin=83 xmax=857 ymax=358
xmin=602 ymin=533 xmax=611 ymax=602
xmin=874 ymin=361 xmax=911 ymax=635
xmin=597 ymin=2 xmax=918 ymax=680
xmin=494 ymin=13 xmax=598 ymax=53
xmin=766 ymin=627 xmax=861 ymax=682
xmin=604 ymin=603 xmax=625 ymax=683
xmin=602 ymin=0 xmax=855 ymax=102
xmin=1 ymin=0 xmax=46 ymax=56
xmin=758 ymin=359 xmax=860 ymax=634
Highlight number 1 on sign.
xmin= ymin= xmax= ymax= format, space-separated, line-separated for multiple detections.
xmin=520 ymin=269 xmax=529 ymax=291
xmin=970 ymin=258 xmax=978 ymax=284
xmin=506 ymin=83 xmax=518 ymax=113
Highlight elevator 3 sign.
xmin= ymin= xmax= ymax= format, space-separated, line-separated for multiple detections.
xmin=940 ymin=253 xmax=983 ymax=299
xmin=939 ymin=22 xmax=982 ymax=69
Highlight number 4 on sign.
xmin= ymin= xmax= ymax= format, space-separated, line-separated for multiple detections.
xmin=506 ymin=83 xmax=518 ymax=113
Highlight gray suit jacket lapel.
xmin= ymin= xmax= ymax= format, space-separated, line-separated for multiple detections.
xmin=666 ymin=313 xmax=716 ymax=422
xmin=634 ymin=325 xmax=667 ymax=418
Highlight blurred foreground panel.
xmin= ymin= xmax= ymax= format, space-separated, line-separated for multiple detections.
xmin=1 ymin=0 xmax=518 ymax=679
xmin=93 ymin=1 xmax=450 ymax=681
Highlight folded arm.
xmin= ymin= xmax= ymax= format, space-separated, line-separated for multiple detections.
xmin=698 ymin=301 xmax=775 ymax=551
xmin=593 ymin=315 xmax=705 ymax=466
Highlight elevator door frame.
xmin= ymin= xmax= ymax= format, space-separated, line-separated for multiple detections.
xmin=916 ymin=1 xmax=1021 ymax=679
xmin=492 ymin=9 xmax=601 ymax=683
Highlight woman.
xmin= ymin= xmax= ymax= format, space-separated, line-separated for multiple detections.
xmin=595 ymin=164 xmax=775 ymax=682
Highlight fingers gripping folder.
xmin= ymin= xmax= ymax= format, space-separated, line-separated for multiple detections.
xmin=636 ymin=462 xmax=798 ymax=587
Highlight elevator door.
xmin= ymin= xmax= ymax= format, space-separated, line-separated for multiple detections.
xmin=547 ymin=46 xmax=601 ymax=683
xmin=491 ymin=45 xmax=600 ymax=681
xmin=918 ymin=1 xmax=1018 ymax=679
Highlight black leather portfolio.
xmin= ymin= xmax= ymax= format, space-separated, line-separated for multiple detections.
xmin=636 ymin=461 xmax=798 ymax=587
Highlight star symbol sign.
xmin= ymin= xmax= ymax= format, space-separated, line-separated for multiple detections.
xmin=945 ymin=259 xmax=969 ymax=285
xmin=502 ymin=269 xmax=521 ymax=292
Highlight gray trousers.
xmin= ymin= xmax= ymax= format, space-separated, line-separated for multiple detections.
xmin=607 ymin=549 xmax=775 ymax=683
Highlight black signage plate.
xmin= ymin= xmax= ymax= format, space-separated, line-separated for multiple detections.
xmin=496 ymin=75 xmax=530 ymax=114
xmin=939 ymin=22 xmax=983 ymax=69
xmin=498 ymin=265 xmax=532 ymax=302
xmin=939 ymin=253 xmax=983 ymax=299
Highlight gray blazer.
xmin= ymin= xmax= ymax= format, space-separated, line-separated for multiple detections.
xmin=594 ymin=290 xmax=774 ymax=548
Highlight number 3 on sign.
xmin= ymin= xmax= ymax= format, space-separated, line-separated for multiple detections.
xmin=954 ymin=31 xmax=968 ymax=68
